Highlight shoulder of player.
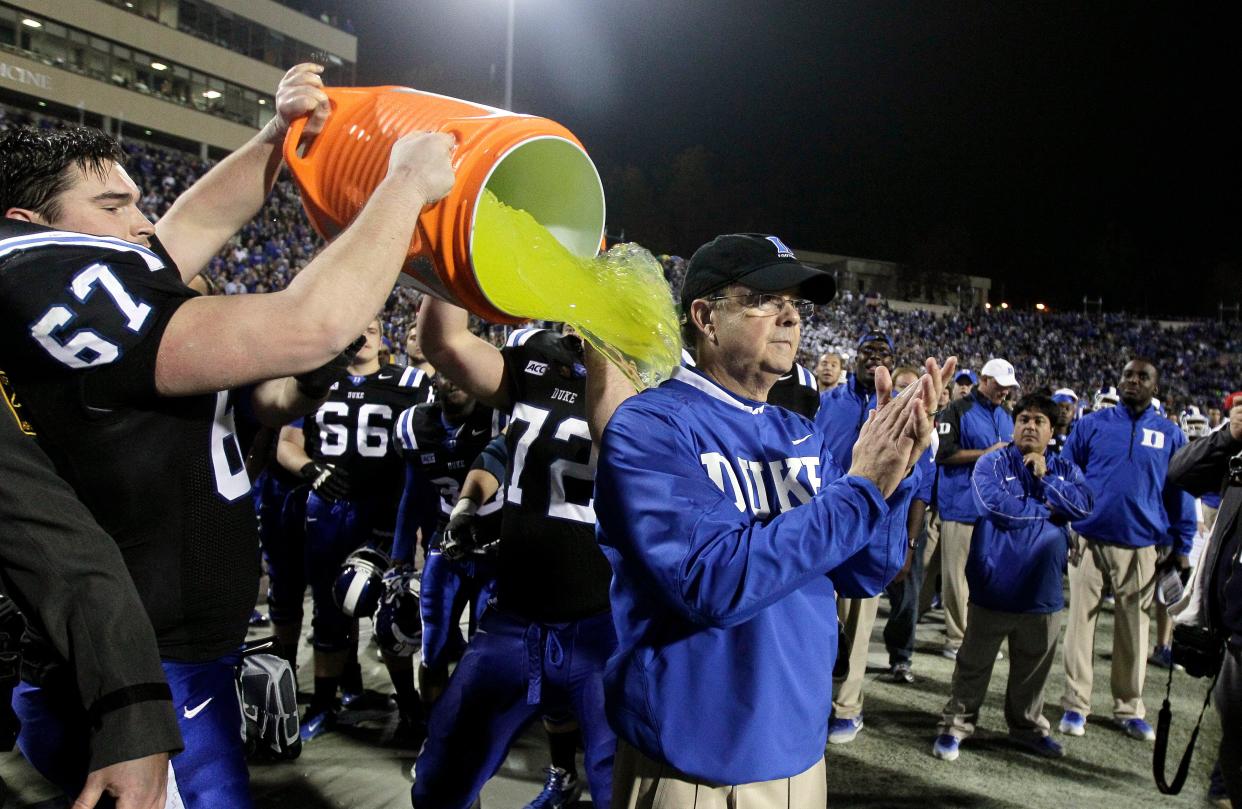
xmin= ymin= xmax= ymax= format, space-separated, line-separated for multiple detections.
xmin=0 ymin=225 xmax=171 ymax=277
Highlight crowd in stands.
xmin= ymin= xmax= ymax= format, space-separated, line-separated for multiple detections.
xmin=3 ymin=101 xmax=1236 ymax=412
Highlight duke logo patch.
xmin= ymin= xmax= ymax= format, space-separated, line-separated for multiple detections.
xmin=1140 ymin=428 xmax=1165 ymax=450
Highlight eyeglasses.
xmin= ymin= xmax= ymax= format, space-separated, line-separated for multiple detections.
xmin=705 ymin=293 xmax=816 ymax=318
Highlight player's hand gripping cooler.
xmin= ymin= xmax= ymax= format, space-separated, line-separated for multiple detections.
xmin=283 ymin=85 xmax=679 ymax=389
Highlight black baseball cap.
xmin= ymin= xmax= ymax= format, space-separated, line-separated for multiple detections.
xmin=679 ymin=233 xmax=837 ymax=312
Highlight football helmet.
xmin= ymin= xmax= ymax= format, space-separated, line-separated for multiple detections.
xmin=1180 ymin=406 xmax=1210 ymax=439
xmin=332 ymin=546 xmax=391 ymax=619
xmin=1093 ymin=386 xmax=1120 ymax=410
xmin=374 ymin=569 xmax=422 ymax=657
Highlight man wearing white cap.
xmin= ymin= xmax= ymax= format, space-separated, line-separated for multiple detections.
xmin=932 ymin=358 xmax=1018 ymax=657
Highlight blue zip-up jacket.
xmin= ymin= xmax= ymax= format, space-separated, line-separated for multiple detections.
xmin=935 ymin=389 xmax=1015 ymax=523
xmin=1064 ymin=404 xmax=1196 ymax=555
xmin=967 ymin=444 xmax=1093 ymax=613
xmin=595 ymin=366 xmax=911 ymax=783
xmin=814 ymin=372 xmax=929 ymax=595
xmin=814 ymin=372 xmax=875 ymax=469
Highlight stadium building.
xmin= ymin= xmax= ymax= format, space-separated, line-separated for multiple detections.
xmin=0 ymin=0 xmax=356 ymax=158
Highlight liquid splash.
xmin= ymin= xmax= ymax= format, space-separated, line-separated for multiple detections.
xmin=472 ymin=189 xmax=680 ymax=389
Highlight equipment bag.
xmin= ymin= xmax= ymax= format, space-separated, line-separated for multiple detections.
xmin=236 ymin=637 xmax=301 ymax=761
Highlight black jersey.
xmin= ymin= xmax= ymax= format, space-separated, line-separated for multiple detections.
xmin=497 ymin=327 xmax=611 ymax=622
xmin=393 ymin=400 xmax=504 ymax=539
xmin=0 ymin=221 xmax=255 ymax=661
xmin=302 ymin=363 xmax=429 ymax=505
xmin=767 ymin=362 xmax=819 ymax=419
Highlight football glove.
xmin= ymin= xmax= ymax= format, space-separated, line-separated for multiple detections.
xmin=440 ymin=497 xmax=479 ymax=562
xmin=295 ymin=335 xmax=367 ymax=399
xmin=300 ymin=461 xmax=351 ymax=501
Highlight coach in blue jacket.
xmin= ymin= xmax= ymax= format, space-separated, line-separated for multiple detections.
xmin=593 ymin=234 xmax=950 ymax=806
xmin=1057 ymin=358 xmax=1196 ymax=741
xmin=933 ymin=358 xmax=1017 ymax=657
xmin=933 ymin=392 xmax=1092 ymax=762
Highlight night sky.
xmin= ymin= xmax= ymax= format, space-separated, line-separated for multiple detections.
xmin=333 ymin=1 xmax=1239 ymax=315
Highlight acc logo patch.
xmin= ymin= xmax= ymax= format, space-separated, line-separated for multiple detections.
xmin=525 ymin=361 xmax=548 ymax=376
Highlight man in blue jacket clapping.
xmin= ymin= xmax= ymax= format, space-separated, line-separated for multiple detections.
xmin=933 ymin=392 xmax=1092 ymax=762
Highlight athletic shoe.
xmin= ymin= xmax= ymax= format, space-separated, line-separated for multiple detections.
xmin=886 ymin=661 xmax=915 ymax=684
xmin=1010 ymin=733 xmax=1065 ymax=758
xmin=1103 ymin=594 xmax=1115 ymax=607
xmin=941 ymin=646 xmax=958 ymax=660
xmin=932 ymin=734 xmax=960 ymax=761
xmin=1149 ymin=645 xmax=1175 ymax=669
xmin=1116 ymin=717 xmax=1156 ymax=741
xmin=340 ymin=662 xmax=365 ymax=708
xmin=299 ymin=707 xmax=336 ymax=742
xmin=1058 ymin=710 xmax=1086 ymax=736
xmin=827 ymin=715 xmax=864 ymax=744
xmin=248 ymin=609 xmax=270 ymax=626
xmin=523 ymin=766 xmax=582 ymax=809
xmin=930 ymin=594 xmax=943 ymax=610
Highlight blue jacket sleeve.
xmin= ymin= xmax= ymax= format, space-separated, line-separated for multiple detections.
xmin=1063 ymin=418 xmax=1089 ymax=470
xmin=1043 ymin=455 xmax=1093 ymax=521
xmin=828 ymin=474 xmax=915 ymax=597
xmin=970 ymin=449 xmax=1051 ymax=529
xmin=596 ymin=402 xmax=892 ymax=628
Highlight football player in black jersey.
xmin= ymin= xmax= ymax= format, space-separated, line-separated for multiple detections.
xmin=392 ymin=374 xmax=502 ymax=719
xmin=0 ymin=63 xmax=454 ymax=806
xmin=412 ymin=299 xmax=617 ymax=809
xmin=275 ymin=317 xmax=431 ymax=740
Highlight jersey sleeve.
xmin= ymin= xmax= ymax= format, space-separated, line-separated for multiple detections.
xmin=0 ymin=237 xmax=192 ymax=407
xmin=595 ymin=397 xmax=894 ymax=628
xmin=471 ymin=432 xmax=509 ymax=484
xmin=500 ymin=327 xmax=551 ymax=406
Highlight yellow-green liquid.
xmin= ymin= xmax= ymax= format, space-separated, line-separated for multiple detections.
xmin=472 ymin=189 xmax=680 ymax=389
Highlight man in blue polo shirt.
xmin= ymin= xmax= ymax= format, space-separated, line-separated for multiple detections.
xmin=934 ymin=358 xmax=1018 ymax=657
xmin=1057 ymin=358 xmax=1196 ymax=741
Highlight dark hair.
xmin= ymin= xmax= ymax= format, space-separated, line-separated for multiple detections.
xmin=0 ymin=126 xmax=125 ymax=222
xmin=1013 ymin=392 xmax=1059 ymax=424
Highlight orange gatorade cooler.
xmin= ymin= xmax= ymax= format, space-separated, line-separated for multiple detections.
xmin=282 ymin=86 xmax=606 ymax=324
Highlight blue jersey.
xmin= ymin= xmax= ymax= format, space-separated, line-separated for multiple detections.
xmin=967 ymin=444 xmax=1092 ymax=613
xmin=595 ymin=366 xmax=910 ymax=783
xmin=934 ymin=390 xmax=1015 ymax=523
xmin=1064 ymin=404 xmax=1196 ymax=555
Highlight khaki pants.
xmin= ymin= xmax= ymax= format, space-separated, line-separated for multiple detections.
xmin=1205 ymin=503 xmax=1219 ymax=535
xmin=1061 ymin=539 xmax=1157 ymax=719
xmin=611 ymin=739 xmax=827 ymax=809
xmin=940 ymin=519 xmax=975 ymax=649
xmin=918 ymin=511 xmax=942 ymax=616
xmin=833 ymin=595 xmax=881 ymax=718
xmin=939 ymin=604 xmax=1063 ymax=740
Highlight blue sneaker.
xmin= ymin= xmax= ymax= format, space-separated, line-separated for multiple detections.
xmin=299 ymin=707 xmax=336 ymax=742
xmin=1058 ymin=710 xmax=1086 ymax=736
xmin=932 ymin=734 xmax=960 ymax=761
xmin=1149 ymin=645 xmax=1175 ymax=669
xmin=523 ymin=766 xmax=582 ymax=809
xmin=248 ymin=609 xmax=270 ymax=627
xmin=827 ymin=715 xmax=863 ymax=744
xmin=1116 ymin=717 xmax=1156 ymax=741
xmin=1010 ymin=733 xmax=1065 ymax=758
